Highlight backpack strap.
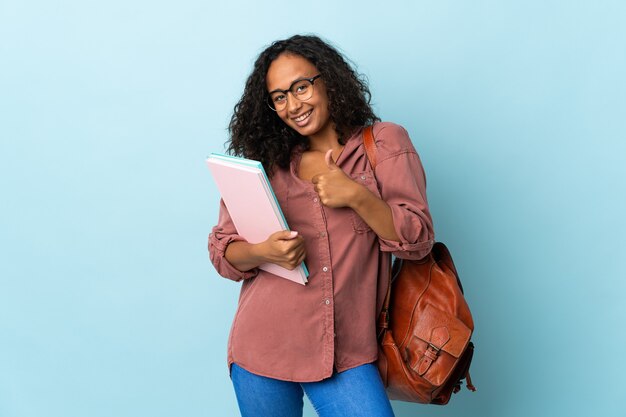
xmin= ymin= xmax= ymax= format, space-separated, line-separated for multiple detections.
xmin=363 ymin=125 xmax=378 ymax=170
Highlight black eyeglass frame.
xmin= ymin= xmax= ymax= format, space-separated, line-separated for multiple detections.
xmin=267 ymin=74 xmax=322 ymax=111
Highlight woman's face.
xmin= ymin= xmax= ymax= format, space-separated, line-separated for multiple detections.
xmin=266 ymin=53 xmax=332 ymax=139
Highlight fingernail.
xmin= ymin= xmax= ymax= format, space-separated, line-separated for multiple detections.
xmin=289 ymin=231 xmax=298 ymax=238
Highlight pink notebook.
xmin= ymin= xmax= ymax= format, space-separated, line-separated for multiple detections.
xmin=206 ymin=153 xmax=309 ymax=285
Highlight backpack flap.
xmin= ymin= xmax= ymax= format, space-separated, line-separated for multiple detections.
xmin=406 ymin=303 xmax=472 ymax=386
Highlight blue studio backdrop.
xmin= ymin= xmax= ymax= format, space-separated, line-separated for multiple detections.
xmin=1 ymin=1 xmax=625 ymax=416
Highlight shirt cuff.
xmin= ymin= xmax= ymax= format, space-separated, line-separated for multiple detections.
xmin=209 ymin=233 xmax=259 ymax=281
xmin=379 ymin=237 xmax=435 ymax=260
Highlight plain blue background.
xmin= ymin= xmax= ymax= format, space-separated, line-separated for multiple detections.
xmin=1 ymin=1 xmax=625 ymax=416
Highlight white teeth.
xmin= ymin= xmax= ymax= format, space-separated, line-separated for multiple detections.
xmin=294 ymin=110 xmax=312 ymax=122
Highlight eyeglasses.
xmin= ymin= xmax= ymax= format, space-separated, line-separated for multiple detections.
xmin=267 ymin=75 xmax=321 ymax=111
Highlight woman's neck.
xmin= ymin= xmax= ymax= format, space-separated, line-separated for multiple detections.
xmin=307 ymin=123 xmax=340 ymax=153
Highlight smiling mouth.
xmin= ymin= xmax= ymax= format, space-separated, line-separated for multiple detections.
xmin=293 ymin=110 xmax=312 ymax=123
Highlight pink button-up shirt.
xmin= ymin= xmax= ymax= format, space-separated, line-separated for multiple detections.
xmin=209 ymin=122 xmax=434 ymax=382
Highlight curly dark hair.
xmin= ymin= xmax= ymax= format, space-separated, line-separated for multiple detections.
xmin=227 ymin=34 xmax=379 ymax=175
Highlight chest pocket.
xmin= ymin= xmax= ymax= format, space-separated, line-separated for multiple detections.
xmin=350 ymin=171 xmax=381 ymax=233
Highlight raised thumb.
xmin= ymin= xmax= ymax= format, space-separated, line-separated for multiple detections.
xmin=325 ymin=149 xmax=337 ymax=170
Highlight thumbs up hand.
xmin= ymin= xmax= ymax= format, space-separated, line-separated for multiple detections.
xmin=311 ymin=150 xmax=362 ymax=208
xmin=324 ymin=149 xmax=339 ymax=171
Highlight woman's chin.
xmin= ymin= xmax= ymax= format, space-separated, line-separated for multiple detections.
xmin=291 ymin=122 xmax=316 ymax=137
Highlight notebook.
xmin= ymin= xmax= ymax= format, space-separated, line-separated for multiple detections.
xmin=206 ymin=153 xmax=309 ymax=285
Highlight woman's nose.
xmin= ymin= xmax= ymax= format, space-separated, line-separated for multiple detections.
xmin=286 ymin=92 xmax=303 ymax=113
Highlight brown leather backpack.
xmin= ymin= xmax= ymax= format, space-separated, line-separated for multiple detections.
xmin=363 ymin=126 xmax=476 ymax=404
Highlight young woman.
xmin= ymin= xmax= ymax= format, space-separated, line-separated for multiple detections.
xmin=209 ymin=34 xmax=434 ymax=417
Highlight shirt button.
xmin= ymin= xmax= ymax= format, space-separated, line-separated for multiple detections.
xmin=360 ymin=175 xmax=366 ymax=180
xmin=319 ymin=232 xmax=326 ymax=237
xmin=325 ymin=299 xmax=330 ymax=305
xmin=322 ymin=266 xmax=328 ymax=272
xmin=313 ymin=197 xmax=318 ymax=203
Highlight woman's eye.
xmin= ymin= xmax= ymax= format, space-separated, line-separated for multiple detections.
xmin=295 ymin=84 xmax=308 ymax=94
xmin=273 ymin=94 xmax=286 ymax=103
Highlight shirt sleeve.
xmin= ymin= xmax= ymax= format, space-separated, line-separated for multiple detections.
xmin=208 ymin=199 xmax=259 ymax=281
xmin=372 ymin=123 xmax=435 ymax=260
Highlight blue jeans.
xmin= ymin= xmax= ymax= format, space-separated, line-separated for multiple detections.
xmin=231 ymin=363 xmax=395 ymax=417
